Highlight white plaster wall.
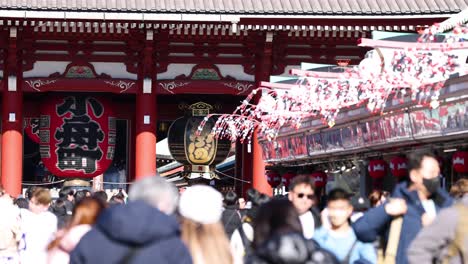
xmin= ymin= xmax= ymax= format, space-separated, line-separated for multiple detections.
xmin=378 ymin=48 xmax=396 ymax=70
xmin=157 ymin=64 xmax=196 ymax=80
xmin=215 ymin=64 xmax=254 ymax=81
xmin=91 ymin=62 xmax=137 ymax=80
xmin=92 ymin=52 xmax=126 ymax=56
xmin=35 ymin=51 xmax=68 ymax=55
xmin=23 ymin=61 xmax=71 ymax=78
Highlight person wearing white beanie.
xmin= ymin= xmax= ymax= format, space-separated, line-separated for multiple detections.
xmin=179 ymin=185 xmax=234 ymax=264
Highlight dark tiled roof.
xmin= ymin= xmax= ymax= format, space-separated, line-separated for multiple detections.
xmin=0 ymin=0 xmax=466 ymax=15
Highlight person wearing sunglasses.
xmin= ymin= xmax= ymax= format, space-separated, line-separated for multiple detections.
xmin=287 ymin=175 xmax=321 ymax=239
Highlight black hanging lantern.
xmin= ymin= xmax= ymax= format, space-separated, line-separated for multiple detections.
xmin=168 ymin=102 xmax=231 ymax=179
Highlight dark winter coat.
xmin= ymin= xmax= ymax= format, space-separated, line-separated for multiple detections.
xmin=245 ymin=232 xmax=339 ymax=264
xmin=352 ymin=182 xmax=453 ymax=264
xmin=221 ymin=205 xmax=242 ymax=238
xmin=310 ymin=206 xmax=322 ymax=229
xmin=70 ymin=200 xmax=192 ymax=264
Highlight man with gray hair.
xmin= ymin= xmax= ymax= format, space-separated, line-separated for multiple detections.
xmin=128 ymin=176 xmax=179 ymax=214
xmin=70 ymin=175 xmax=192 ymax=264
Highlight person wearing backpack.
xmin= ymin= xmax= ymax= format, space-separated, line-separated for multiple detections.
xmin=230 ymin=189 xmax=270 ymax=262
xmin=407 ymin=180 xmax=468 ymax=264
xmin=246 ymin=198 xmax=339 ymax=264
xmin=221 ymin=191 xmax=242 ymax=238
xmin=314 ymin=188 xmax=376 ymax=264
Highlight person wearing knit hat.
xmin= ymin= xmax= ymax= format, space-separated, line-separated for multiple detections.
xmin=179 ymin=185 xmax=234 ymax=264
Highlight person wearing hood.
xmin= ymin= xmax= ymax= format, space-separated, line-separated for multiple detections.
xmin=70 ymin=176 xmax=192 ymax=264
xmin=246 ymin=198 xmax=339 ymax=264
xmin=352 ymin=151 xmax=453 ymax=264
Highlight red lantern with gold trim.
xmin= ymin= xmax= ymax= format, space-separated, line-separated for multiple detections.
xmin=24 ymin=117 xmax=41 ymax=143
xmin=266 ymin=170 xmax=281 ymax=188
xmin=281 ymin=171 xmax=296 ymax=189
xmin=389 ymin=156 xmax=408 ymax=178
xmin=310 ymin=171 xmax=327 ymax=188
xmin=452 ymin=151 xmax=468 ymax=173
xmin=39 ymin=95 xmax=116 ymax=178
xmin=368 ymin=159 xmax=386 ymax=179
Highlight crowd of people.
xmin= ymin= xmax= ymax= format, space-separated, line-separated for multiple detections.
xmin=0 ymin=150 xmax=467 ymax=264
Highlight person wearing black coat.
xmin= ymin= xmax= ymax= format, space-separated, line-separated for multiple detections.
xmin=70 ymin=200 xmax=192 ymax=264
xmin=70 ymin=176 xmax=192 ymax=264
xmin=245 ymin=198 xmax=338 ymax=264
xmin=221 ymin=191 xmax=242 ymax=238
xmin=246 ymin=232 xmax=339 ymax=264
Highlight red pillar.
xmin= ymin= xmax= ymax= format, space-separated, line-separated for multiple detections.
xmin=1 ymin=90 xmax=23 ymax=197
xmin=135 ymin=92 xmax=157 ymax=179
xmin=252 ymin=131 xmax=271 ymax=196
xmin=248 ymin=32 xmax=274 ymax=196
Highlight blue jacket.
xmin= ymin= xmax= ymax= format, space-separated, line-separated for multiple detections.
xmin=314 ymin=227 xmax=377 ymax=263
xmin=352 ymin=182 xmax=453 ymax=264
xmin=70 ymin=200 xmax=192 ymax=264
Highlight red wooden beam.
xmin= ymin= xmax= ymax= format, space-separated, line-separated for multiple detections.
xmin=30 ymin=42 xmax=129 ymax=52
xmin=166 ymin=56 xmax=253 ymax=64
xmin=290 ymin=69 xmax=360 ymax=79
xmin=285 ymin=57 xmax=363 ymax=65
xmin=285 ymin=47 xmax=367 ymax=57
xmin=167 ymin=45 xmax=247 ymax=54
xmin=279 ymin=37 xmax=362 ymax=45
xmin=31 ymin=54 xmax=139 ymax=62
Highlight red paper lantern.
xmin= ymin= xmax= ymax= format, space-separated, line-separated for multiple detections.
xmin=24 ymin=117 xmax=41 ymax=143
xmin=39 ymin=95 xmax=116 ymax=178
xmin=452 ymin=151 xmax=468 ymax=173
xmin=310 ymin=171 xmax=327 ymax=188
xmin=281 ymin=171 xmax=296 ymax=189
xmin=266 ymin=170 xmax=281 ymax=188
xmin=368 ymin=159 xmax=386 ymax=179
xmin=389 ymin=156 xmax=408 ymax=178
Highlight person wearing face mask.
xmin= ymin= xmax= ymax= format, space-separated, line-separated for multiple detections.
xmin=353 ymin=151 xmax=453 ymax=264
xmin=408 ymin=179 xmax=467 ymax=264
xmin=314 ymin=188 xmax=376 ymax=264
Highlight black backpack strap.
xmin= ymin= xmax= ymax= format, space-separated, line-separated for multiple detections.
xmin=224 ymin=210 xmax=239 ymax=228
xmin=237 ymin=224 xmax=252 ymax=255
xmin=310 ymin=207 xmax=322 ymax=228
xmin=342 ymin=240 xmax=358 ymax=264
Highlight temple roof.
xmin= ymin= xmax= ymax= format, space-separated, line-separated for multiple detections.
xmin=0 ymin=0 xmax=466 ymax=16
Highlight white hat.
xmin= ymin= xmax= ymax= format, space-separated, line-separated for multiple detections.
xmin=178 ymin=185 xmax=223 ymax=225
